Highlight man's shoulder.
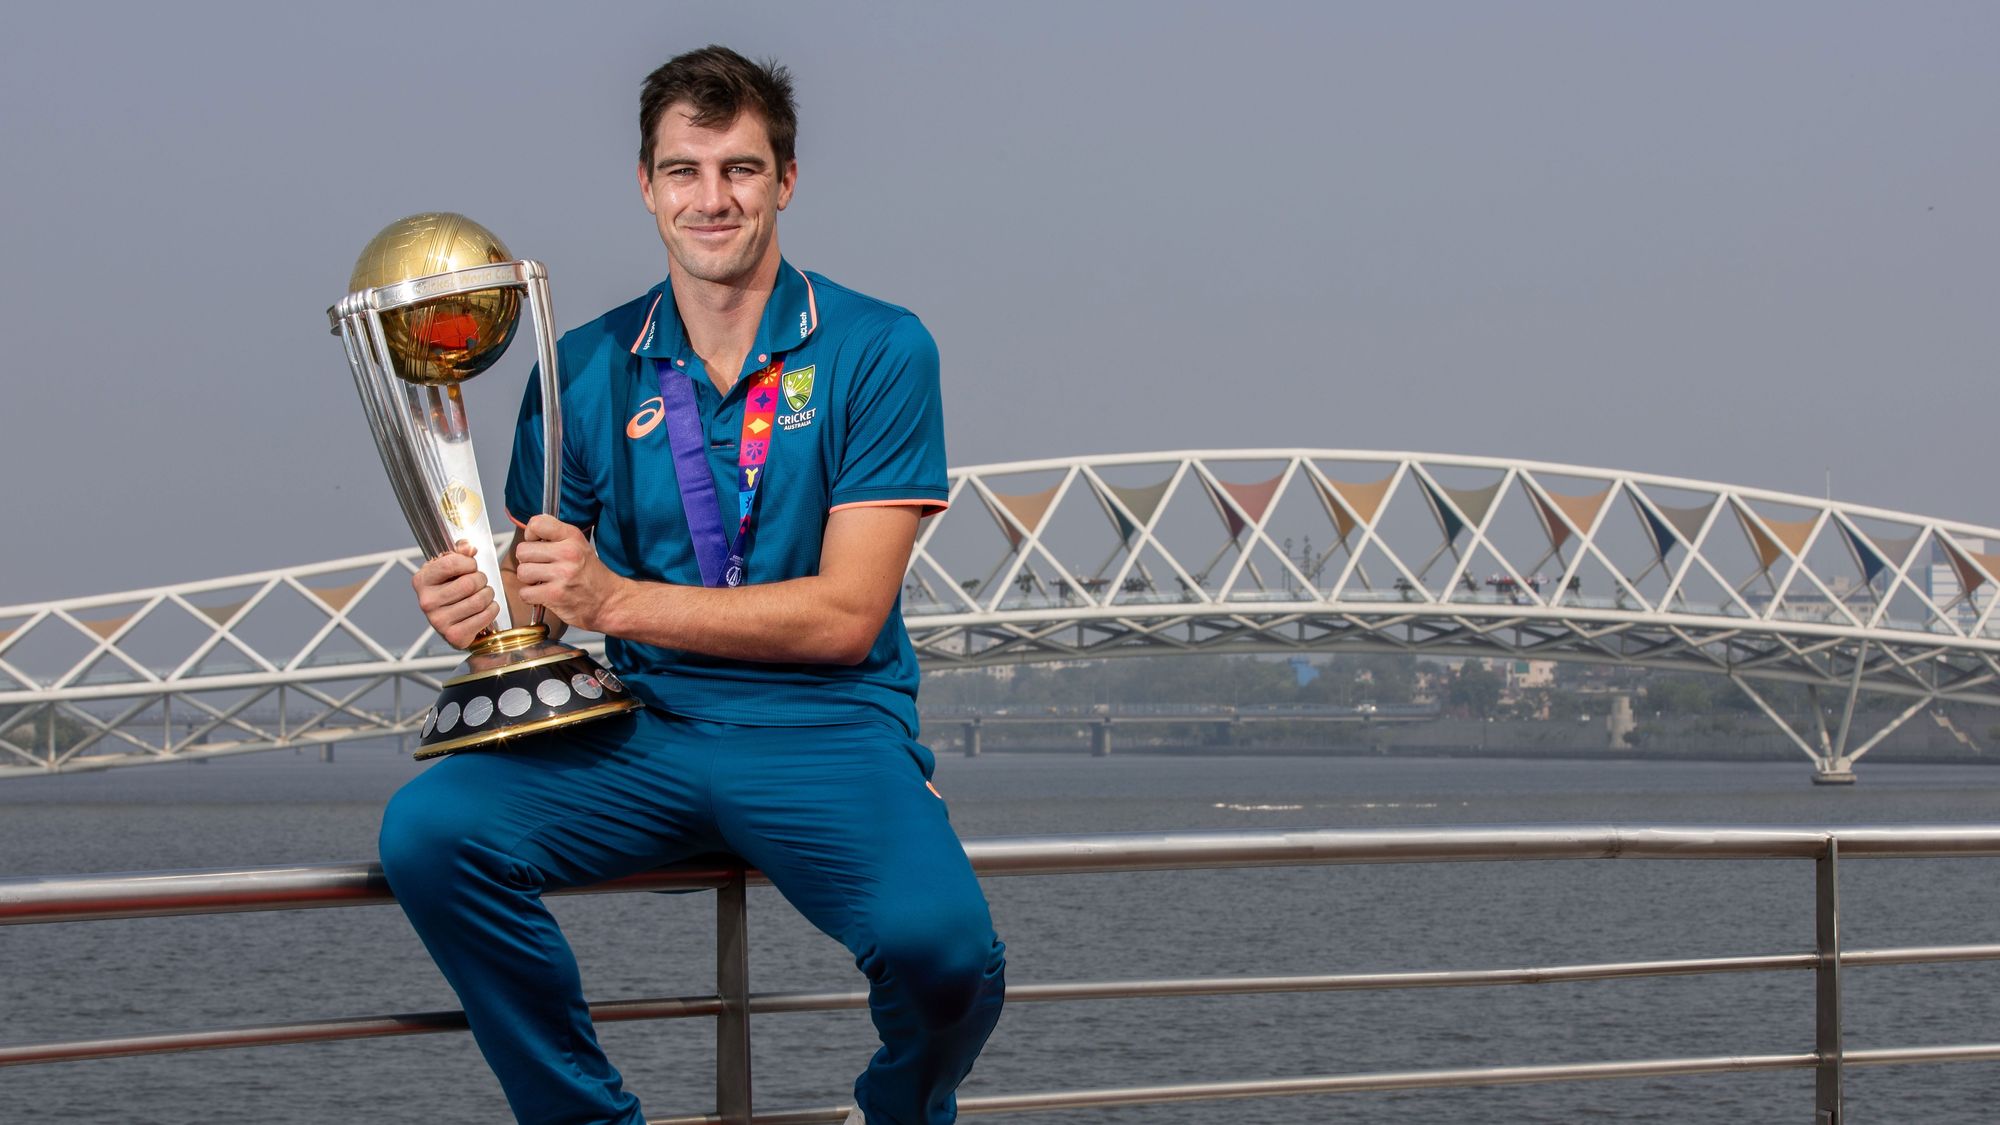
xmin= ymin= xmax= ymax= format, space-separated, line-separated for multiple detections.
xmin=554 ymin=286 xmax=665 ymax=373
xmin=803 ymin=270 xmax=928 ymax=346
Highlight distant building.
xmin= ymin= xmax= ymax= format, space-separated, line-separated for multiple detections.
xmin=1506 ymin=660 xmax=1556 ymax=691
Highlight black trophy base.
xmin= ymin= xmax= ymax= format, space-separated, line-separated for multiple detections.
xmin=414 ymin=626 xmax=641 ymax=759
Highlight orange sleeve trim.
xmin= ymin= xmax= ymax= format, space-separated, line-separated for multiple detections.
xmin=830 ymin=498 xmax=951 ymax=518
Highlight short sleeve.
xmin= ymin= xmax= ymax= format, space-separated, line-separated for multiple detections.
xmin=828 ymin=315 xmax=949 ymax=514
xmin=503 ymin=363 xmax=601 ymax=530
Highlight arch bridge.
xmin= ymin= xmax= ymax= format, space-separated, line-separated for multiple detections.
xmin=7 ymin=449 xmax=2000 ymax=782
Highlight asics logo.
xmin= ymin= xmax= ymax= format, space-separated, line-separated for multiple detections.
xmin=627 ymin=396 xmax=665 ymax=439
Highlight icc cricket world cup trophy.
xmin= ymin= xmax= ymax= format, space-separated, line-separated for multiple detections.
xmin=328 ymin=213 xmax=638 ymax=759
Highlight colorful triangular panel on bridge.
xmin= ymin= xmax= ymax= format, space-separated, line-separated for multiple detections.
xmin=1201 ymin=472 xmax=1284 ymax=541
xmin=1872 ymin=532 xmax=1922 ymax=574
xmin=1770 ymin=518 xmax=1817 ymax=557
xmin=1659 ymin=503 xmax=1713 ymax=546
xmin=1733 ymin=504 xmax=1818 ymax=573
xmin=304 ymin=580 xmax=369 ymax=614
xmin=1528 ymin=485 xmax=1611 ymax=551
xmin=1734 ymin=508 xmax=1786 ymax=572
xmin=186 ymin=582 xmax=265 ymax=627
xmin=1939 ymin=536 xmax=2000 ymax=599
xmin=1098 ymin=478 xmax=1172 ymax=545
xmin=1311 ymin=474 xmax=1393 ymax=542
xmin=1550 ymin=487 xmax=1610 ymax=535
xmin=1836 ymin=523 xmax=1891 ymax=587
xmin=1635 ymin=496 xmax=1715 ymax=562
xmin=79 ymin=613 xmax=136 ymax=641
xmin=1757 ymin=509 xmax=1818 ymax=559
xmin=194 ymin=600 xmax=250 ymax=625
xmin=1450 ymin=481 xmax=1502 ymax=527
xmin=1529 ymin=492 xmax=1570 ymax=551
xmin=1417 ymin=476 xmax=1504 ymax=545
xmin=1416 ymin=477 xmax=1464 ymax=544
xmin=1637 ymin=503 xmax=1677 ymax=562
xmin=983 ymin=484 xmax=1062 ymax=550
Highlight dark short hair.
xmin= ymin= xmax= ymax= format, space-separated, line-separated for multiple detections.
xmin=639 ymin=46 xmax=797 ymax=172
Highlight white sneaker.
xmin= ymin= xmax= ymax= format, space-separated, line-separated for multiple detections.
xmin=842 ymin=1108 xmax=865 ymax=1125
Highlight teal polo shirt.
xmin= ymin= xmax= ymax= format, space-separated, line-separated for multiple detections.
xmin=504 ymin=259 xmax=948 ymax=736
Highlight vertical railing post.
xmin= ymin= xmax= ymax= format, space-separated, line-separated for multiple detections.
xmin=715 ymin=870 xmax=753 ymax=1125
xmin=1815 ymin=838 xmax=1843 ymax=1124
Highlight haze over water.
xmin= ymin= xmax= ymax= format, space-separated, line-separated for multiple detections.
xmin=5 ymin=748 xmax=1999 ymax=1124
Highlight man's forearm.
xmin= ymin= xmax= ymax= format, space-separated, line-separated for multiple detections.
xmin=595 ymin=574 xmax=883 ymax=665
xmin=513 ymin=506 xmax=917 ymax=664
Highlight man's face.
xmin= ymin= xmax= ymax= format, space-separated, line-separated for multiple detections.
xmin=639 ymin=104 xmax=796 ymax=288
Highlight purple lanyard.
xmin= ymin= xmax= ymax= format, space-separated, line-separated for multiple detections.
xmin=655 ymin=358 xmax=779 ymax=587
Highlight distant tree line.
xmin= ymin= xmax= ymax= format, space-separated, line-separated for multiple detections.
xmin=923 ymin=655 xmax=1945 ymax=729
xmin=921 ymin=652 xmax=1421 ymax=712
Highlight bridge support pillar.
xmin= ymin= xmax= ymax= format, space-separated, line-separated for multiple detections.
xmin=1733 ymin=658 xmax=1935 ymax=786
xmin=1090 ymin=720 xmax=1112 ymax=757
xmin=1607 ymin=695 xmax=1635 ymax=750
xmin=962 ymin=721 xmax=982 ymax=758
xmin=320 ymin=744 xmax=335 ymax=764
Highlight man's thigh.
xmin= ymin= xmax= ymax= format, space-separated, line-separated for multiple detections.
xmin=702 ymin=721 xmax=991 ymax=953
xmin=381 ymin=707 xmax=724 ymax=890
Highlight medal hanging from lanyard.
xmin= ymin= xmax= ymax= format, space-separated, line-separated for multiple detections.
xmin=655 ymin=357 xmax=782 ymax=587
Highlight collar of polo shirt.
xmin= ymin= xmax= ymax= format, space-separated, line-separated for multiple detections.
xmin=629 ymin=258 xmax=821 ymax=383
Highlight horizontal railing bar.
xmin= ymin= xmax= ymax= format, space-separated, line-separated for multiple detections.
xmin=16 ymin=942 xmax=1999 ymax=1067
xmin=1848 ymin=1043 xmax=2000 ymax=1066
xmin=648 ymin=1052 xmax=1828 ymax=1124
xmin=0 ymin=861 xmax=738 ymax=925
xmin=10 ymin=825 xmax=2000 ymax=926
xmin=0 ymin=1011 xmax=471 ymax=1066
xmin=753 ymin=951 xmax=1827 ymax=1014
xmin=1841 ymin=943 xmax=2000 ymax=967
xmin=0 ymin=993 xmax=724 ymax=1067
xmin=1003 ymin=953 xmax=1823 ymax=997
xmin=649 ymin=1045 xmax=2000 ymax=1123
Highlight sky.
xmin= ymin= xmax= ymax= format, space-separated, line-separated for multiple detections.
xmin=2 ymin=1 xmax=1994 ymax=605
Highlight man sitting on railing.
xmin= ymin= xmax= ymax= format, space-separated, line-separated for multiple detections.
xmin=382 ymin=45 xmax=1005 ymax=1125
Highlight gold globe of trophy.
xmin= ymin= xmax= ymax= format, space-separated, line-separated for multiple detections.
xmin=329 ymin=213 xmax=638 ymax=759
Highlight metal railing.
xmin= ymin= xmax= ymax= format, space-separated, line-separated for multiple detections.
xmin=6 ymin=825 xmax=2000 ymax=1123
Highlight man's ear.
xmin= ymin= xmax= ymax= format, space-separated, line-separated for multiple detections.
xmin=777 ymin=159 xmax=798 ymax=211
xmin=638 ymin=162 xmax=658 ymax=215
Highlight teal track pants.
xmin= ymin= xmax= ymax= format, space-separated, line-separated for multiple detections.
xmin=378 ymin=709 xmax=1006 ymax=1125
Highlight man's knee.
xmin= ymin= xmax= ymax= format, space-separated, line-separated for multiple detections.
xmin=860 ymin=900 xmax=1006 ymax=1029
xmin=378 ymin=772 xmax=503 ymax=898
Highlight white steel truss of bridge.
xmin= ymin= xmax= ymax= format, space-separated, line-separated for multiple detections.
xmin=8 ymin=449 xmax=2000 ymax=782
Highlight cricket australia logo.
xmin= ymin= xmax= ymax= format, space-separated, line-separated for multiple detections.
xmin=777 ymin=365 xmax=817 ymax=431
xmin=782 ymin=366 xmax=815 ymax=411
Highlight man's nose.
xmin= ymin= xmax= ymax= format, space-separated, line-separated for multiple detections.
xmin=698 ymin=170 xmax=733 ymax=214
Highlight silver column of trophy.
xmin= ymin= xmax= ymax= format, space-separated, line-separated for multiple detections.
xmin=328 ymin=213 xmax=638 ymax=759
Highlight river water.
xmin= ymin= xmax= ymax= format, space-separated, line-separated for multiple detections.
xmin=4 ymin=747 xmax=1998 ymax=1124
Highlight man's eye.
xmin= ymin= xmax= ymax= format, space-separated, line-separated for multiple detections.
xmin=727 ymin=166 xmax=756 ymax=178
